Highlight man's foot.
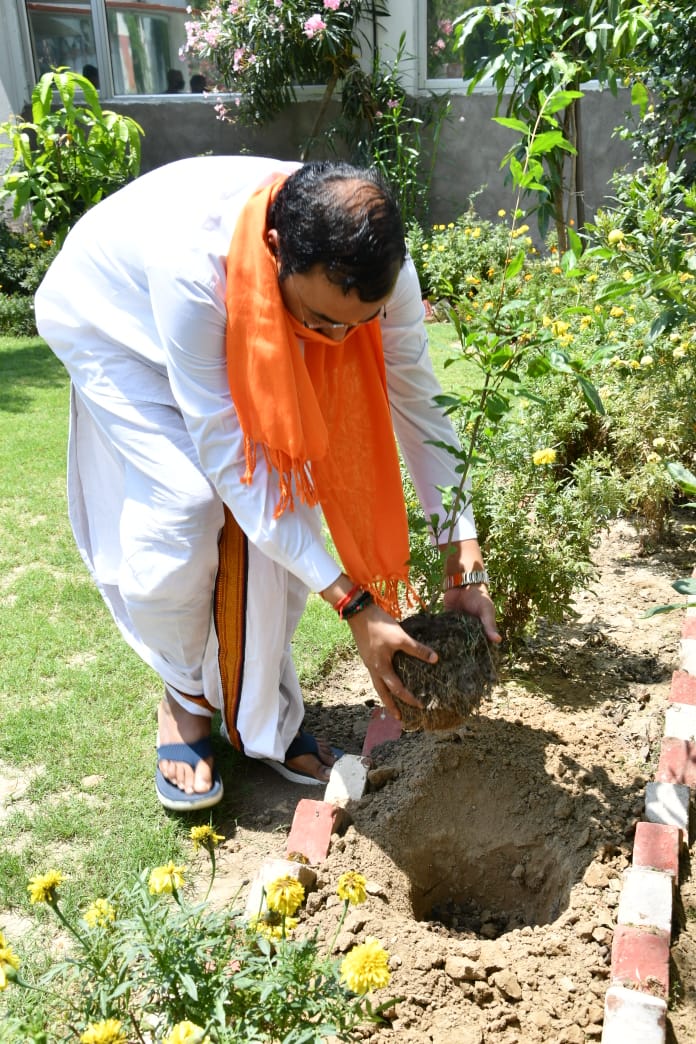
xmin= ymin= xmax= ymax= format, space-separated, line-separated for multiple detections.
xmin=260 ymin=730 xmax=342 ymax=786
xmin=157 ymin=690 xmax=215 ymax=795
xmin=285 ymin=733 xmax=337 ymax=783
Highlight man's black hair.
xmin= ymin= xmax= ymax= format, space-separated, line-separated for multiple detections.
xmin=267 ymin=161 xmax=406 ymax=302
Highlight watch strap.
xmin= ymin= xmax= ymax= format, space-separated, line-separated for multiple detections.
xmin=442 ymin=569 xmax=490 ymax=591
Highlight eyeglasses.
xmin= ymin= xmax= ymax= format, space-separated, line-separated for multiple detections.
xmin=292 ymin=280 xmax=386 ymax=335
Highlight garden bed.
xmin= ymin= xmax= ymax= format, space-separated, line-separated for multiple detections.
xmin=205 ymin=515 xmax=696 ymax=1043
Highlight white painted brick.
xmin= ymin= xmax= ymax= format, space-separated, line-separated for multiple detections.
xmin=664 ymin=702 xmax=696 ymax=741
xmin=602 ymin=985 xmax=667 ymax=1044
xmin=616 ymin=867 xmax=673 ymax=934
xmin=324 ymin=753 xmax=370 ymax=807
xmin=645 ymin=780 xmax=691 ymax=833
xmin=680 ymin=637 xmax=696 ymax=675
xmin=245 ymin=857 xmax=316 ymax=919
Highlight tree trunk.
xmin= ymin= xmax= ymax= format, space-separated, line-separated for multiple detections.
xmin=573 ymin=96 xmax=586 ymax=238
xmin=301 ymin=68 xmax=340 ymax=161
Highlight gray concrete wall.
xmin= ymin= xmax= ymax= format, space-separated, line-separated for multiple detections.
xmin=107 ymin=87 xmax=636 ymax=227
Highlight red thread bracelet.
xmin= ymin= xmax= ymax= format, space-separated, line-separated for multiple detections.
xmin=333 ymin=584 xmax=361 ymax=614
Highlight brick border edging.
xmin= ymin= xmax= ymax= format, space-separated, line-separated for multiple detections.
xmin=602 ymin=579 xmax=696 ymax=1043
xmin=246 ymin=591 xmax=696 ymax=1042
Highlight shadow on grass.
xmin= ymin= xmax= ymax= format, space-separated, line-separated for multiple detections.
xmin=0 ymin=338 xmax=68 ymax=413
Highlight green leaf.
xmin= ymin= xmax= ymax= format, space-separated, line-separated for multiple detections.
xmin=631 ymin=81 xmax=649 ymax=118
xmin=542 ymin=90 xmax=583 ymax=116
xmin=673 ymin=578 xmax=696 ymax=596
xmin=576 ymin=375 xmax=605 ymax=415
xmin=642 ymin=603 xmax=681 ymax=618
xmin=492 ymin=116 xmax=529 ymax=135
xmin=506 ymin=248 xmax=525 ymax=279
xmin=666 ymin=462 xmax=696 ymax=497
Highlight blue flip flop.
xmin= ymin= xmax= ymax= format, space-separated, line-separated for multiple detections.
xmin=259 ymin=730 xmax=343 ymax=786
xmin=155 ymin=738 xmax=224 ymax=811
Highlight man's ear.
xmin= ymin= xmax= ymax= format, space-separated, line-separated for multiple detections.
xmin=267 ymin=228 xmax=280 ymax=256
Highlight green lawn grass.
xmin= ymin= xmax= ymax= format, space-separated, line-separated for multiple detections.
xmin=0 ymin=326 xmax=467 ymax=1013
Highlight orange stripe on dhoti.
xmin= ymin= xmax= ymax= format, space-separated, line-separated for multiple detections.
xmin=214 ymin=505 xmax=248 ymax=752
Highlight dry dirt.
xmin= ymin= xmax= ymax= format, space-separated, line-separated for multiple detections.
xmin=207 ymin=515 xmax=696 ymax=1043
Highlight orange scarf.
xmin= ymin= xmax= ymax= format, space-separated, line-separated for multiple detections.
xmin=225 ymin=175 xmax=411 ymax=615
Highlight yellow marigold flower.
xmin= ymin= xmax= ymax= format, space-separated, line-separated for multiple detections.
xmin=265 ymin=875 xmax=304 ymax=917
xmin=646 ymin=452 xmax=661 ymax=464
xmin=487 ymin=267 xmax=495 ymax=278
xmin=337 ymin=871 xmax=367 ymax=906
xmin=551 ymin=320 xmax=570 ymax=336
xmin=640 ymin=355 xmax=654 ymax=367
xmin=679 ymin=271 xmax=694 ymax=283
xmin=652 ymin=437 xmax=666 ymax=449
xmin=80 ymin=1020 xmax=126 ymax=1044
xmin=625 ymin=316 xmax=636 ymax=326
xmin=340 ymin=937 xmax=391 ymax=994
xmin=437 ymin=245 xmax=444 ymax=252
xmin=673 ymin=346 xmax=687 ymax=359
xmin=28 ymin=870 xmax=63 ymax=905
xmin=585 ymin=273 xmax=598 ymax=283
xmin=0 ymin=933 xmax=20 ymax=991
xmin=498 ymin=208 xmax=506 ymax=217
xmin=83 ymin=898 xmax=116 ymax=929
xmin=162 ymin=1021 xmax=210 ymax=1044
xmin=249 ymin=912 xmax=298 ymax=940
xmin=189 ymin=825 xmax=224 ymax=851
xmin=629 ymin=359 xmax=640 ymax=369
xmin=558 ymin=333 xmax=574 ymax=347
xmin=594 ymin=304 xmax=602 ymax=314
xmin=542 ymin=315 xmax=552 ymax=327
xmin=552 ymin=265 xmax=562 ymax=275
xmin=533 ymin=448 xmax=557 ymax=466
xmin=579 ymin=316 xmax=592 ymax=330
xmin=610 ymin=306 xmax=625 ymax=318
xmin=465 ymin=275 xmax=480 ymax=284
xmin=607 ymin=229 xmax=625 ymax=245
xmin=621 ymin=269 xmax=633 ymax=281
xmin=447 ymin=222 xmax=455 ymax=228
xmin=524 ymin=273 xmax=532 ymax=281
xmin=472 ymin=227 xmax=481 ymax=238
xmin=28 ymin=242 xmax=37 ymax=250
xmin=148 ymin=862 xmax=186 ymax=895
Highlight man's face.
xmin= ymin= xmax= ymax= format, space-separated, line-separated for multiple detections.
xmin=281 ymin=267 xmax=389 ymax=342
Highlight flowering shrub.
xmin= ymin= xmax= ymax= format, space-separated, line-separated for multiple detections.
xmin=182 ymin=0 xmax=380 ymax=127
xmin=2 ymin=831 xmax=395 ymax=1042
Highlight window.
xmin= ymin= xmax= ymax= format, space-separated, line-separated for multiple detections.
xmin=23 ymin=0 xmax=205 ymax=95
xmin=426 ymin=0 xmax=504 ymax=84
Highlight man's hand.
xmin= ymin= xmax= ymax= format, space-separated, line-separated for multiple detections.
xmin=346 ymin=603 xmax=436 ymax=720
xmin=443 ymin=582 xmax=501 ymax=644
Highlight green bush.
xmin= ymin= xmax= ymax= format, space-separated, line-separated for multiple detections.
xmin=407 ymin=209 xmax=515 ymax=301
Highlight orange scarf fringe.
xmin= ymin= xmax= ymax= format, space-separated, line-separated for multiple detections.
xmin=225 ymin=176 xmax=413 ymax=616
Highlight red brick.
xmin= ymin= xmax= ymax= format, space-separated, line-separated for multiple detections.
xmin=633 ymin=821 xmax=681 ymax=878
xmin=611 ymin=925 xmax=671 ymax=996
xmin=285 ymin=799 xmax=344 ymax=865
xmin=656 ymin=736 xmax=696 ymax=787
xmin=362 ymin=706 xmax=402 ymax=756
xmin=671 ymin=670 xmax=696 ymax=706
xmin=682 ymin=616 xmax=696 ymax=639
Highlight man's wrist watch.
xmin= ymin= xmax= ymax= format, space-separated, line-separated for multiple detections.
xmin=442 ymin=570 xmax=490 ymax=591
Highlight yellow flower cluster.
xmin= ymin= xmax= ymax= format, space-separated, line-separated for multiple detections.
xmin=189 ymin=824 xmax=225 ymax=851
xmin=265 ymin=875 xmax=305 ymax=917
xmin=83 ymin=898 xmax=116 ymax=929
xmin=533 ymin=448 xmax=557 ymax=466
xmin=336 ymin=871 xmax=367 ymax=906
xmin=80 ymin=1019 xmax=127 ymax=1044
xmin=162 ymin=1020 xmax=210 ymax=1044
xmin=340 ymin=937 xmax=391 ymax=994
xmin=148 ymin=862 xmax=186 ymax=895
xmin=249 ymin=911 xmax=299 ymax=940
xmin=27 ymin=869 xmax=64 ymax=905
xmin=0 ymin=932 xmax=20 ymax=990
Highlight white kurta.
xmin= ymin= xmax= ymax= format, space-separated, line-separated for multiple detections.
xmin=34 ymin=155 xmax=477 ymax=760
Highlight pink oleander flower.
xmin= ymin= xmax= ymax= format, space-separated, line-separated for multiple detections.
xmin=438 ymin=19 xmax=453 ymax=35
xmin=233 ymin=46 xmax=246 ymax=71
xmin=387 ymin=98 xmax=398 ymax=109
xmin=304 ymin=14 xmax=327 ymax=37
xmin=323 ymin=0 xmax=340 ymax=9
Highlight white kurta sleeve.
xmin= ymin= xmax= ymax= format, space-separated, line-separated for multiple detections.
xmin=380 ymin=259 xmax=478 ymax=545
xmin=146 ymin=260 xmax=342 ymax=593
